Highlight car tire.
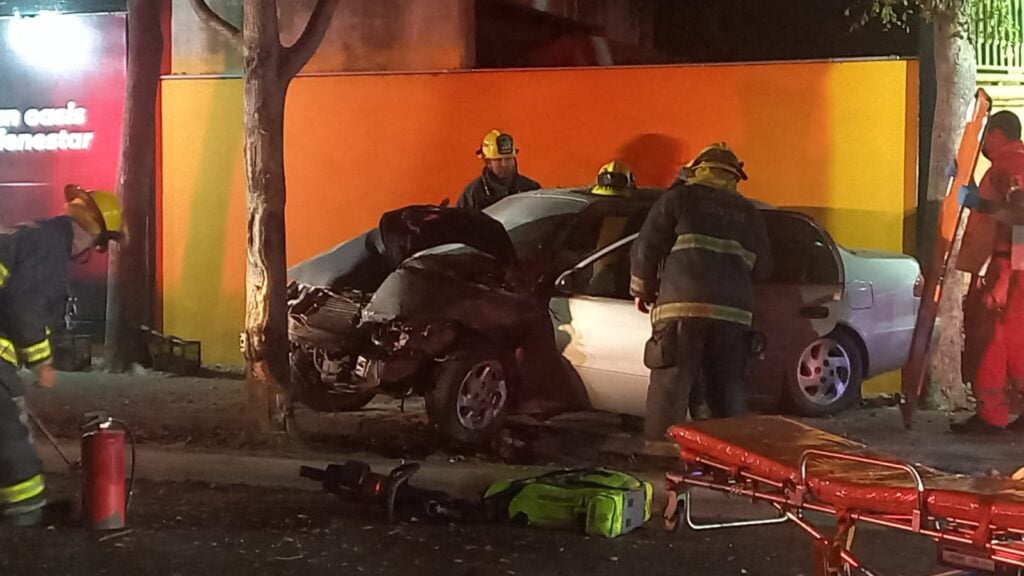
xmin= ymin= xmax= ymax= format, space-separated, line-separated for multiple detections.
xmin=426 ymin=349 xmax=512 ymax=446
xmin=288 ymin=349 xmax=377 ymax=412
xmin=786 ymin=330 xmax=864 ymax=417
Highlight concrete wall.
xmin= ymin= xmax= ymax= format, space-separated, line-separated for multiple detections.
xmin=171 ymin=0 xmax=474 ymax=75
xmin=159 ymin=61 xmax=919 ymax=384
xmin=499 ymin=0 xmax=656 ymax=47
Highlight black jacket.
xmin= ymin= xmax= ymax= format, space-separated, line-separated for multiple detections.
xmin=0 ymin=217 xmax=73 ymax=368
xmin=630 ymin=183 xmax=773 ymax=327
xmin=457 ymin=169 xmax=541 ymax=210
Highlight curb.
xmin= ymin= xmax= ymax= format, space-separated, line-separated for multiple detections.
xmin=36 ymin=442 xmax=778 ymax=523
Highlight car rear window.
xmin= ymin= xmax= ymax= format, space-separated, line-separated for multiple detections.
xmin=763 ymin=212 xmax=841 ymax=285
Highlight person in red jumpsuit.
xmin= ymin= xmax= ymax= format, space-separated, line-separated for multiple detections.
xmin=952 ymin=110 xmax=1024 ymax=434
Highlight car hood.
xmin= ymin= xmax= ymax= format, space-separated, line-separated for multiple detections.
xmin=287 ymin=205 xmax=517 ymax=290
xmin=378 ymin=204 xmax=516 ymax=269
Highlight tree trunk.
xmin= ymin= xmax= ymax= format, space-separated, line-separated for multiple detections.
xmin=104 ymin=0 xmax=164 ymax=372
xmin=241 ymin=0 xmax=291 ymax=435
xmin=922 ymin=11 xmax=977 ymax=410
xmin=189 ymin=0 xmax=338 ymax=435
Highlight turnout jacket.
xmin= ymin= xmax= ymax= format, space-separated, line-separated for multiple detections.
xmin=0 ymin=217 xmax=73 ymax=368
xmin=457 ymin=169 xmax=541 ymax=211
xmin=630 ymin=183 xmax=773 ymax=326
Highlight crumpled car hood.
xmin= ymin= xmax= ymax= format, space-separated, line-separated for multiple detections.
xmin=287 ymin=205 xmax=517 ymax=291
xmin=378 ymin=205 xmax=516 ymax=269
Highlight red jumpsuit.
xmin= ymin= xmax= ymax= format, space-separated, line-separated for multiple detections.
xmin=961 ymin=140 xmax=1024 ymax=427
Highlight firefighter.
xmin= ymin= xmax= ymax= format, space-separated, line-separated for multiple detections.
xmin=951 ymin=110 xmax=1024 ymax=434
xmin=457 ymin=130 xmax=541 ymax=210
xmin=591 ymin=160 xmax=636 ymax=196
xmin=630 ymin=143 xmax=773 ymax=443
xmin=0 ymin=184 xmax=123 ymax=525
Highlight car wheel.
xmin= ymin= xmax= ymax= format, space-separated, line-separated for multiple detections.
xmin=786 ymin=330 xmax=863 ymax=417
xmin=426 ymin=350 xmax=511 ymax=446
xmin=288 ymin=349 xmax=377 ymax=412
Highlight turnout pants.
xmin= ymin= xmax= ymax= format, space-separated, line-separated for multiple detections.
xmin=0 ymin=359 xmax=45 ymax=518
xmin=643 ymin=318 xmax=749 ymax=440
xmin=964 ymin=267 xmax=1024 ymax=427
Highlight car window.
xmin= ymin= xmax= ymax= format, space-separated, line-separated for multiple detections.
xmin=421 ymin=194 xmax=585 ymax=261
xmin=483 ymin=194 xmax=588 ymax=263
xmin=554 ymin=201 xmax=650 ymax=273
xmin=568 ymin=241 xmax=633 ymax=301
xmin=762 ymin=211 xmax=840 ymax=285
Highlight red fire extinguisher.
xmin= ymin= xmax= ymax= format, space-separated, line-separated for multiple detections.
xmin=81 ymin=412 xmax=135 ymax=530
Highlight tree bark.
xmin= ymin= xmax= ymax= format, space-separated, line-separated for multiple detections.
xmin=922 ymin=10 xmax=977 ymax=410
xmin=104 ymin=0 xmax=165 ymax=372
xmin=237 ymin=0 xmax=339 ymax=435
xmin=241 ymin=0 xmax=290 ymax=435
xmin=188 ymin=0 xmax=339 ymax=434
xmin=188 ymin=0 xmax=242 ymax=43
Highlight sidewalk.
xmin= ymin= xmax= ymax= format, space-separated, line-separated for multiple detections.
xmin=22 ymin=370 xmax=1024 ymax=504
xmin=34 ymin=433 xmax=782 ymax=523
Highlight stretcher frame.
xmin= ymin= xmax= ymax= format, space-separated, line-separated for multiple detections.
xmin=664 ymin=445 xmax=1024 ymax=576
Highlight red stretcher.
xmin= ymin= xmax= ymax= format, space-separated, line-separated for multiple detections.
xmin=662 ymin=416 xmax=1024 ymax=576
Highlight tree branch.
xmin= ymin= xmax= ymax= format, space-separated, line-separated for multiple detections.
xmin=188 ymin=0 xmax=242 ymax=47
xmin=279 ymin=0 xmax=340 ymax=80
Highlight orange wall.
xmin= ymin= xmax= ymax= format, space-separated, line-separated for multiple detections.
xmin=161 ymin=61 xmax=918 ymax=369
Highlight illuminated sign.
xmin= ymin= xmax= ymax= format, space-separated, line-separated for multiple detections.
xmin=0 ymin=101 xmax=94 ymax=152
xmin=0 ymin=13 xmax=126 ymax=326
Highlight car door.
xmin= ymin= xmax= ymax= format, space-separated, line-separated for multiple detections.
xmin=551 ymin=208 xmax=846 ymax=417
xmin=751 ymin=210 xmax=845 ymax=407
xmin=550 ymin=237 xmax=651 ymax=416
xmin=546 ymin=200 xmax=653 ymax=416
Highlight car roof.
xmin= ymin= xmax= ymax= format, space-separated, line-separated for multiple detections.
xmin=513 ymin=186 xmax=667 ymax=207
xmin=517 ymin=186 xmax=788 ymax=216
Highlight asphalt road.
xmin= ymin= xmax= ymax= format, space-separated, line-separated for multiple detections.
xmin=0 ymin=477 xmax=945 ymax=576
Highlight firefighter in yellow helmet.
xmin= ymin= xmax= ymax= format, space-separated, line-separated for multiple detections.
xmin=630 ymin=143 xmax=772 ymax=445
xmin=591 ymin=161 xmax=636 ymax=196
xmin=0 ymin=184 xmax=123 ymax=526
xmin=457 ymin=130 xmax=541 ymax=210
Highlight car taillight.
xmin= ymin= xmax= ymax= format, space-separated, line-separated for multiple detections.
xmin=913 ymin=274 xmax=924 ymax=298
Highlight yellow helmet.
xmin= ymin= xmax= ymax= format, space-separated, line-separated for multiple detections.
xmin=477 ymin=129 xmax=518 ymax=160
xmin=687 ymin=142 xmax=747 ymax=180
xmin=592 ymin=160 xmax=635 ymax=196
xmin=64 ymin=184 xmax=125 ymax=252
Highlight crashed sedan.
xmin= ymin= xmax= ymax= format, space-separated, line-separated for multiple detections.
xmin=287 ymin=188 xmax=922 ymax=444
xmin=287 ymin=204 xmax=570 ymax=445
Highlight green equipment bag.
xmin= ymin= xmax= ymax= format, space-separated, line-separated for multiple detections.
xmin=482 ymin=468 xmax=652 ymax=538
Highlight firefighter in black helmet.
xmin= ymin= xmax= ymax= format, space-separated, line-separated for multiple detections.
xmin=457 ymin=130 xmax=542 ymax=210
xmin=630 ymin=143 xmax=773 ymax=443
xmin=0 ymin=185 xmax=124 ymax=526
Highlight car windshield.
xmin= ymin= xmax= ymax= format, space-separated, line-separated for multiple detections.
xmin=420 ymin=193 xmax=587 ymax=258
xmin=485 ymin=194 xmax=588 ymax=250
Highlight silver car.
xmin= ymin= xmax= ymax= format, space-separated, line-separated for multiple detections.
xmin=485 ymin=189 xmax=922 ymax=417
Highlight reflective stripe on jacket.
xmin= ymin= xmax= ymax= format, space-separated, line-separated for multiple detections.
xmin=0 ymin=337 xmax=16 ymax=366
xmin=630 ymin=182 xmax=773 ymax=326
xmin=0 ymin=473 xmax=45 ymax=505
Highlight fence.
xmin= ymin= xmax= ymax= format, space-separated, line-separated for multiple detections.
xmin=975 ymin=0 xmax=1024 ymax=84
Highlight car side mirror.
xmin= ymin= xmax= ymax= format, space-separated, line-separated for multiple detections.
xmin=554 ymin=269 xmax=583 ymax=294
